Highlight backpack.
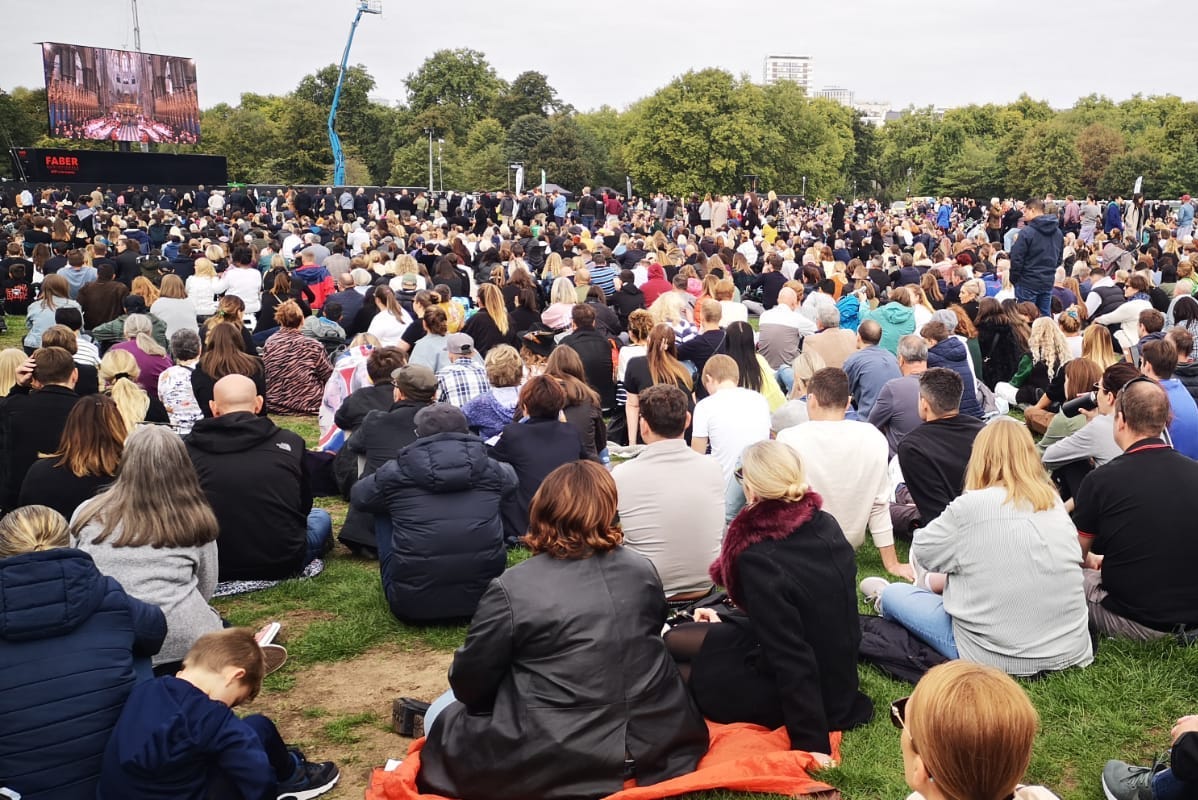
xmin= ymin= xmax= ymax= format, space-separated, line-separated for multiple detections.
xmin=857 ymin=614 xmax=948 ymax=684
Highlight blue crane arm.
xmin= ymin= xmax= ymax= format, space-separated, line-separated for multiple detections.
xmin=328 ymin=7 xmax=366 ymax=187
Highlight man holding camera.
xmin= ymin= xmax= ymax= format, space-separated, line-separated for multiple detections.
xmin=1042 ymin=363 xmax=1138 ymax=499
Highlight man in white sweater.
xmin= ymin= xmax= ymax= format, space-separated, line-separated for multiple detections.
xmin=778 ymin=367 xmax=914 ymax=581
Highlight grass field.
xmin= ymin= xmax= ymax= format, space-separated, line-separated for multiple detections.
xmin=5 ymin=317 xmax=1198 ymax=799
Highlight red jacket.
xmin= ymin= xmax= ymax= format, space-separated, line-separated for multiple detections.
xmin=641 ymin=264 xmax=672 ymax=307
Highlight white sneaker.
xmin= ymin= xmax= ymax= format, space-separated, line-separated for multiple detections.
xmin=859 ymin=576 xmax=890 ymax=612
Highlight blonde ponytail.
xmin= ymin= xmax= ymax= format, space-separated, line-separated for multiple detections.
xmin=0 ymin=505 xmax=69 ymax=558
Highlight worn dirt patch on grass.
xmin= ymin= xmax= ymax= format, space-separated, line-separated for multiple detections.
xmin=252 ymin=644 xmax=454 ymax=799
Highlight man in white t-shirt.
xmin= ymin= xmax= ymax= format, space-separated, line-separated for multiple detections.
xmin=777 ymin=367 xmax=914 ymax=581
xmin=691 ymin=354 xmax=770 ymax=485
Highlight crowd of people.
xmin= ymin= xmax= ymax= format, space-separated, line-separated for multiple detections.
xmin=1 ymin=183 xmax=1198 ymax=799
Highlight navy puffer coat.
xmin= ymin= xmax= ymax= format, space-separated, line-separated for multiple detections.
xmin=351 ymin=431 xmax=517 ymax=623
xmin=0 ymin=548 xmax=166 ymax=800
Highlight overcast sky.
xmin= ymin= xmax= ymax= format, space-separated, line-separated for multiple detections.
xmin=2 ymin=0 xmax=1192 ymax=115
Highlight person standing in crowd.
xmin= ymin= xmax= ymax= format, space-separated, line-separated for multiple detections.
xmin=351 ymin=403 xmax=516 ymax=623
xmin=1073 ymin=377 xmax=1198 ymax=640
xmin=186 ymin=375 xmax=331 ymax=581
xmin=614 ymin=384 xmax=724 ymax=601
xmin=666 ymin=440 xmax=873 ymax=760
xmin=417 ymin=461 xmax=708 ymax=800
xmin=1009 ymin=198 xmax=1064 ymax=317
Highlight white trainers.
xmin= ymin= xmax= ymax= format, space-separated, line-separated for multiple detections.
xmin=859 ymin=576 xmax=890 ymax=612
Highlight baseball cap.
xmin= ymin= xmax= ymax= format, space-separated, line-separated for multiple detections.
xmin=391 ymin=364 xmax=437 ymax=401
xmin=414 ymin=403 xmax=470 ymax=437
xmin=446 ymin=333 xmax=475 ymax=356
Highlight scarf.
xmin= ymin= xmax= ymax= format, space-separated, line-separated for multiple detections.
xmin=710 ymin=492 xmax=823 ymax=607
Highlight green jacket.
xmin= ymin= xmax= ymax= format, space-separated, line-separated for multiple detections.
xmin=91 ymin=313 xmax=169 ymax=349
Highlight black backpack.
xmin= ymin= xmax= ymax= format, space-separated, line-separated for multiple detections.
xmin=857 ymin=614 xmax=948 ymax=684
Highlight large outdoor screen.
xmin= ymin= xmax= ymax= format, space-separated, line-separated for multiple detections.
xmin=41 ymin=42 xmax=200 ymax=144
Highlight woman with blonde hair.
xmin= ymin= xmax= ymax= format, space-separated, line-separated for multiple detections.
xmin=920 ymin=271 xmax=945 ymax=310
xmin=666 ymin=439 xmax=872 ymax=761
xmin=0 ymin=348 xmax=26 ymax=395
xmin=863 ymin=417 xmax=1093 ymax=674
xmin=541 ymin=276 xmax=577 ymax=330
xmin=770 ymin=349 xmax=827 ymax=433
xmin=1057 ymin=305 xmax=1084 ymax=359
xmin=130 ymin=275 xmax=160 ymax=307
xmin=623 ymin=324 xmax=695 ymax=442
xmin=463 ymin=282 xmax=516 ymax=355
xmin=893 ymin=661 xmax=1054 ymax=800
xmin=462 ymin=345 xmax=525 ymax=441
xmin=24 ymin=273 xmax=81 ymax=351
xmin=99 ymin=348 xmax=168 ymax=431
xmin=110 ymin=314 xmax=173 ymax=400
xmin=185 ymin=256 xmax=222 ymax=320
xmin=72 ymin=424 xmax=222 ymax=672
xmin=416 ymin=460 xmax=707 ymax=800
xmin=150 ymin=274 xmax=197 ymax=339
xmin=0 ymin=503 xmax=166 ymax=800
xmin=996 ymin=316 xmax=1073 ymax=411
xmin=648 ymin=291 xmax=698 ymax=342
xmin=1082 ymin=323 xmax=1120 ymax=370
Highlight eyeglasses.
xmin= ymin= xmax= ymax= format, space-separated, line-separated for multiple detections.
xmin=734 ymin=466 xmax=744 ymax=483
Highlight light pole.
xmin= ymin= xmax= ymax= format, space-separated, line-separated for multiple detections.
xmin=438 ymin=139 xmax=444 ymax=192
xmin=801 ymin=175 xmax=807 ymax=196
xmin=906 ymin=167 xmax=913 ymax=198
xmin=425 ymin=128 xmax=434 ymax=194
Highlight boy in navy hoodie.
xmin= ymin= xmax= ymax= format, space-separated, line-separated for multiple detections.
xmin=98 ymin=628 xmax=339 ymax=800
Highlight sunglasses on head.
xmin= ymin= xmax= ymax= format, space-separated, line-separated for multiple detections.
xmin=889 ymin=696 xmax=909 ymax=731
xmin=734 ymin=466 xmax=744 ymax=483
xmin=1114 ymin=374 xmax=1158 ymax=416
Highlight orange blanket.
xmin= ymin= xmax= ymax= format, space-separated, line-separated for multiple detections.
xmin=366 ymin=722 xmax=842 ymax=800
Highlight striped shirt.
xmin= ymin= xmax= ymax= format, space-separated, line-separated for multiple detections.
xmin=912 ymin=486 xmax=1094 ymax=676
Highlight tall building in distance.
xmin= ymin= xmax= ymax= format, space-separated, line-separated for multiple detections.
xmin=763 ymin=55 xmax=813 ymax=92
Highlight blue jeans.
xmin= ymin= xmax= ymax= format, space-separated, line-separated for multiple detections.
xmin=879 ymin=583 xmax=960 ymax=659
xmin=1014 ymin=284 xmax=1052 ymax=317
xmin=305 ymin=508 xmax=332 ymax=564
xmin=424 ymin=689 xmax=458 ymax=734
xmin=1153 ymin=765 xmax=1193 ymax=800
xmin=725 ymin=469 xmax=746 ymax=526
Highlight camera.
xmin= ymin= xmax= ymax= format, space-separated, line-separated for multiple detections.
xmin=1061 ymin=391 xmax=1099 ymax=418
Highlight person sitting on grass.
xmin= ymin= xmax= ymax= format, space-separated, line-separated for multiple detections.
xmin=351 ymin=403 xmax=516 ymax=624
xmin=96 ymin=628 xmax=339 ymax=800
xmin=1104 ymin=713 xmax=1198 ymax=800
xmin=894 ymin=661 xmax=1060 ymax=800
xmin=417 ymin=461 xmax=708 ymax=800
xmin=0 ymin=504 xmax=166 ymax=800
xmin=862 ymin=418 xmax=1094 ymax=676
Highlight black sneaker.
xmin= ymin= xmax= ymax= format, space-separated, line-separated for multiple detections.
xmin=277 ymin=748 xmax=339 ymax=800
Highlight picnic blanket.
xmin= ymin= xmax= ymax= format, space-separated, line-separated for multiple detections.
xmin=366 ymin=721 xmax=841 ymax=800
xmin=212 ymin=558 xmax=325 ymax=598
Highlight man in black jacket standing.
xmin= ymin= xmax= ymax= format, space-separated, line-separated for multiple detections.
xmin=186 ymin=375 xmax=331 ymax=581
xmin=1009 ymin=197 xmax=1064 ymax=317
xmin=0 ymin=347 xmax=79 ymax=511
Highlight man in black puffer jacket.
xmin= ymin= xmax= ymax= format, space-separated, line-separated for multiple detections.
xmin=351 ymin=403 xmax=517 ymax=623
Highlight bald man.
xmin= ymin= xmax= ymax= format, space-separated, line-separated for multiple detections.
xmin=757 ymin=286 xmax=817 ymax=371
xmin=186 ymin=375 xmax=331 ymax=581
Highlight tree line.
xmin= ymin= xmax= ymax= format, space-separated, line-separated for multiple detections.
xmin=2 ymin=48 xmax=1197 ymax=200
